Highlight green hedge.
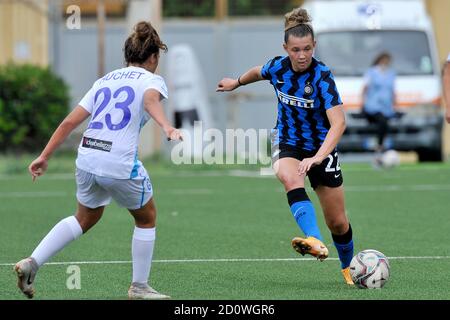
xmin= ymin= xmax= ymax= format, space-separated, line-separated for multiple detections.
xmin=0 ymin=64 xmax=69 ymax=153
xmin=162 ymin=0 xmax=303 ymax=17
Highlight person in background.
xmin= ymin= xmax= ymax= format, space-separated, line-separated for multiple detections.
xmin=362 ymin=52 xmax=396 ymax=165
xmin=443 ymin=53 xmax=450 ymax=124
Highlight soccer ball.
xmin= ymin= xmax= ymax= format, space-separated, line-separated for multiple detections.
xmin=380 ymin=150 xmax=400 ymax=168
xmin=349 ymin=249 xmax=390 ymax=289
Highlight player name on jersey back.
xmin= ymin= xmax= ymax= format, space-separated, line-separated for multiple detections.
xmin=100 ymin=70 xmax=146 ymax=83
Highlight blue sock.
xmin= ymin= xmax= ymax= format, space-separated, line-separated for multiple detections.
xmin=287 ymin=188 xmax=323 ymax=241
xmin=332 ymin=224 xmax=354 ymax=269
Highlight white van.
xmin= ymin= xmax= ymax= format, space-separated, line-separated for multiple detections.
xmin=304 ymin=0 xmax=443 ymax=161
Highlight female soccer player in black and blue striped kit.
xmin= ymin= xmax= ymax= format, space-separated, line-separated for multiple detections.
xmin=217 ymin=8 xmax=354 ymax=285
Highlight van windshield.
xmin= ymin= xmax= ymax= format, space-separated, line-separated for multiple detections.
xmin=315 ymin=30 xmax=434 ymax=76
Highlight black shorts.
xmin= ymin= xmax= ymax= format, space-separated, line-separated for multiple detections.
xmin=272 ymin=143 xmax=343 ymax=189
xmin=364 ymin=111 xmax=389 ymax=124
xmin=174 ymin=109 xmax=199 ymax=129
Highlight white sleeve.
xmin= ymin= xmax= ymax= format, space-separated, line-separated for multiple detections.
xmin=447 ymin=53 xmax=450 ymax=62
xmin=142 ymin=76 xmax=168 ymax=100
xmin=78 ymin=87 xmax=95 ymax=113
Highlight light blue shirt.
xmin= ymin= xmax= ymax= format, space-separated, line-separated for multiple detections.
xmin=363 ymin=66 xmax=396 ymax=117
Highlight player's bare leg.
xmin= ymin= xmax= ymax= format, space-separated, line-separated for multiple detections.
xmin=315 ymin=186 xmax=348 ymax=235
xmin=315 ymin=185 xmax=354 ymax=284
xmin=75 ymin=203 xmax=105 ymax=233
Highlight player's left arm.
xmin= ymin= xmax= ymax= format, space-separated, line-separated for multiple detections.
xmin=29 ymin=106 xmax=91 ymax=181
xmin=143 ymin=88 xmax=182 ymax=141
xmin=298 ymin=105 xmax=346 ymax=174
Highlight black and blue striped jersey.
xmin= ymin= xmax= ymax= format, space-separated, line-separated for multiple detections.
xmin=261 ymin=56 xmax=342 ymax=152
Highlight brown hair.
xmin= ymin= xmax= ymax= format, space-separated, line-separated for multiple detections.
xmin=372 ymin=52 xmax=392 ymax=66
xmin=124 ymin=21 xmax=168 ymax=65
xmin=284 ymin=8 xmax=314 ymax=43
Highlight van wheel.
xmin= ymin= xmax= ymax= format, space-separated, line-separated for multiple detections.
xmin=417 ymin=149 xmax=443 ymax=162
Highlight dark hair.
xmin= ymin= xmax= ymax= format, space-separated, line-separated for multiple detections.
xmin=284 ymin=8 xmax=314 ymax=43
xmin=372 ymin=52 xmax=392 ymax=66
xmin=124 ymin=21 xmax=168 ymax=65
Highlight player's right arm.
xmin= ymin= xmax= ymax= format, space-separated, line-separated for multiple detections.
xmin=216 ymin=66 xmax=264 ymax=92
xmin=29 ymin=106 xmax=91 ymax=181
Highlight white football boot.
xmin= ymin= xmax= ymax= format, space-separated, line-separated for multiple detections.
xmin=14 ymin=257 xmax=39 ymax=299
xmin=128 ymin=283 xmax=171 ymax=300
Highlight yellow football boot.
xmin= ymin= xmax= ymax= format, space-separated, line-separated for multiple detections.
xmin=341 ymin=267 xmax=354 ymax=285
xmin=291 ymin=236 xmax=329 ymax=261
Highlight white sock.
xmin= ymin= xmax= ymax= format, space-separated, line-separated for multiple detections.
xmin=132 ymin=226 xmax=155 ymax=284
xmin=31 ymin=216 xmax=83 ymax=267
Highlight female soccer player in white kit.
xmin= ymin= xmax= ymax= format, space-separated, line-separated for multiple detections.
xmin=14 ymin=21 xmax=181 ymax=299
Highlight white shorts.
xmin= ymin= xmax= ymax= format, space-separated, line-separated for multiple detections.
xmin=75 ymin=166 xmax=153 ymax=210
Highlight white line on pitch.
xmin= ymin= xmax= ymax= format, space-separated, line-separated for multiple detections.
xmin=0 ymin=165 xmax=445 ymax=181
xmin=3 ymin=183 xmax=450 ymax=198
xmin=0 ymin=191 xmax=68 ymax=198
xmin=1 ymin=256 xmax=449 ymax=267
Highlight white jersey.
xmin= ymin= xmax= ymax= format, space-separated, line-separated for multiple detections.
xmin=76 ymin=66 xmax=168 ymax=179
